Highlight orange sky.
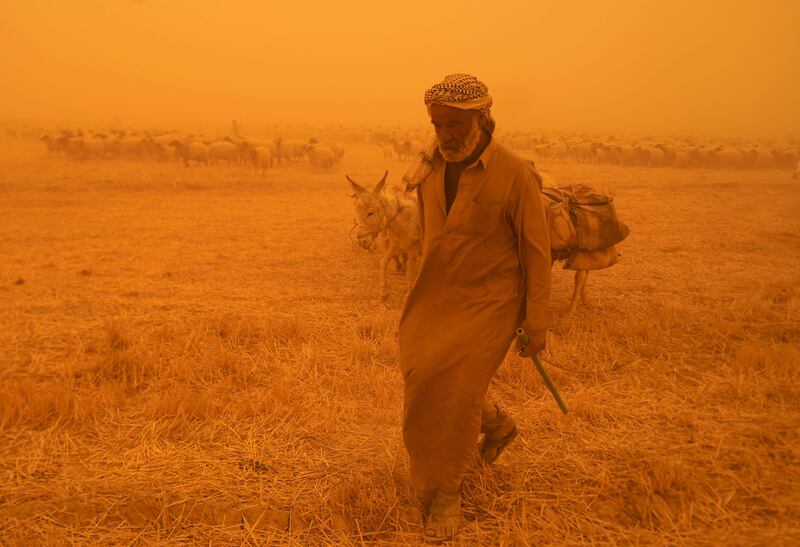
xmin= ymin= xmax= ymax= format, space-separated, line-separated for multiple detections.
xmin=1 ymin=0 xmax=798 ymax=138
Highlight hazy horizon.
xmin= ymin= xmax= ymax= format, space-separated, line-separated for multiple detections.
xmin=2 ymin=0 xmax=799 ymax=139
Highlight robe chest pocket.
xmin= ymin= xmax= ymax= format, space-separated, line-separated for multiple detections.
xmin=462 ymin=200 xmax=503 ymax=237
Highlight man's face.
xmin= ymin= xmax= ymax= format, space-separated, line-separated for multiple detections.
xmin=429 ymin=104 xmax=483 ymax=163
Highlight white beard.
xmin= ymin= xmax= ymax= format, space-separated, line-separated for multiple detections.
xmin=438 ymin=117 xmax=483 ymax=163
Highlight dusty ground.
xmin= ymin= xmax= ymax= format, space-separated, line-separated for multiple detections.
xmin=1 ymin=139 xmax=799 ymax=545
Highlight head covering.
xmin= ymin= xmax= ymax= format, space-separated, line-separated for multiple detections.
xmin=401 ymin=74 xmax=495 ymax=190
xmin=424 ymin=73 xmax=495 ymax=134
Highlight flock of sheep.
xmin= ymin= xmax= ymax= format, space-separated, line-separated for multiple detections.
xmin=13 ymin=121 xmax=800 ymax=175
xmin=368 ymin=129 xmax=799 ymax=171
xmin=498 ymin=132 xmax=799 ymax=170
xmin=38 ymin=129 xmax=346 ymax=172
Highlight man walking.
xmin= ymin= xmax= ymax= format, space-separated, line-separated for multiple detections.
xmin=399 ymin=73 xmax=551 ymax=541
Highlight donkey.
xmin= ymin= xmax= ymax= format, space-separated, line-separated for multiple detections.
xmin=347 ymin=171 xmax=421 ymax=301
xmin=541 ymin=182 xmax=629 ymax=317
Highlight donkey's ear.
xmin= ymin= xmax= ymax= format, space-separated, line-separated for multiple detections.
xmin=373 ymin=170 xmax=388 ymax=194
xmin=346 ymin=175 xmax=367 ymax=195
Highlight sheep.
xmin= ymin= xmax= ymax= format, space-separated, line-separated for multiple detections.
xmin=550 ymin=140 xmax=570 ymax=162
xmin=264 ymin=142 xmax=278 ymax=165
xmin=316 ymin=139 xmax=344 ymax=161
xmin=253 ymin=145 xmax=273 ymax=174
xmin=273 ymin=137 xmax=304 ymax=165
xmin=390 ymin=139 xmax=424 ymax=162
xmin=151 ymin=132 xmax=186 ymax=162
xmin=641 ymin=145 xmax=668 ymax=167
xmin=170 ymin=140 xmax=208 ymax=166
xmin=207 ymin=140 xmax=239 ymax=165
xmin=61 ymin=133 xmax=85 ymax=159
xmin=569 ymin=142 xmax=596 ymax=164
xmin=616 ymin=144 xmax=637 ymax=166
xmin=671 ymin=147 xmax=691 ymax=168
xmin=288 ymin=140 xmax=307 ymax=162
xmin=306 ymin=143 xmax=335 ymax=170
xmin=771 ymin=147 xmax=798 ymax=170
xmin=594 ymin=144 xmax=619 ymax=165
xmin=653 ymin=144 xmax=676 ymax=166
xmin=391 ymin=139 xmax=413 ymax=161
xmin=77 ymin=135 xmax=110 ymax=160
xmin=714 ymin=146 xmax=746 ymax=169
xmin=146 ymin=138 xmax=179 ymax=162
xmin=115 ymin=135 xmax=145 ymax=159
xmin=746 ymin=147 xmax=775 ymax=169
xmin=532 ymin=142 xmax=553 ymax=162
xmin=41 ymin=134 xmax=63 ymax=155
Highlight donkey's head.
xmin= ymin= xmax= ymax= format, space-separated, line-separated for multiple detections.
xmin=352 ymin=223 xmax=379 ymax=251
xmin=346 ymin=171 xmax=388 ymax=233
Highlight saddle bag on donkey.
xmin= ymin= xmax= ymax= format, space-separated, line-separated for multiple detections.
xmin=541 ymin=184 xmax=630 ymax=270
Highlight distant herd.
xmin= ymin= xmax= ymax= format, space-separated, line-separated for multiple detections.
xmin=2 ymin=123 xmax=798 ymax=174
xmin=501 ymin=134 xmax=799 ymax=171
xmin=36 ymin=130 xmax=345 ymax=173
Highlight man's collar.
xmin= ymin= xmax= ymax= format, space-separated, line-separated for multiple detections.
xmin=472 ymin=135 xmax=496 ymax=170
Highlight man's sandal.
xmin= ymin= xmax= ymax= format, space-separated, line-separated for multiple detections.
xmin=478 ymin=425 xmax=519 ymax=465
xmin=423 ymin=490 xmax=461 ymax=543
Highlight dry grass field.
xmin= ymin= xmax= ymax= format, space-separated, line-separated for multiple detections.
xmin=1 ymin=138 xmax=799 ymax=545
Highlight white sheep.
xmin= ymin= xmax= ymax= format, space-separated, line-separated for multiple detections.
xmin=170 ymin=140 xmax=209 ymax=166
xmin=306 ymin=144 xmax=335 ymax=170
xmin=251 ymin=145 xmax=272 ymax=174
xmin=207 ymin=141 xmax=238 ymax=165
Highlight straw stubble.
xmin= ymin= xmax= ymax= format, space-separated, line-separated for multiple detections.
xmin=0 ymin=139 xmax=798 ymax=544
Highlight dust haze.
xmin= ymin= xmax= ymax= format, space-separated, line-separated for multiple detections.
xmin=2 ymin=0 xmax=799 ymax=138
xmin=3 ymin=1 xmax=800 ymax=544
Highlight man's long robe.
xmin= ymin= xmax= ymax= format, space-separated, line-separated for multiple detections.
xmin=399 ymin=139 xmax=551 ymax=492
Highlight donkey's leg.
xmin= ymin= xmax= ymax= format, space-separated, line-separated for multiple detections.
xmin=566 ymin=270 xmax=588 ymax=316
xmin=379 ymin=243 xmax=397 ymax=301
xmin=580 ymin=271 xmax=590 ymax=305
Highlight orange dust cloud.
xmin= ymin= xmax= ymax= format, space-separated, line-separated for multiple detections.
xmin=1 ymin=0 xmax=798 ymax=138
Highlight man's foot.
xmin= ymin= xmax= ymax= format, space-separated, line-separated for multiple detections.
xmin=479 ymin=406 xmax=518 ymax=464
xmin=479 ymin=425 xmax=518 ymax=464
xmin=423 ymin=490 xmax=461 ymax=543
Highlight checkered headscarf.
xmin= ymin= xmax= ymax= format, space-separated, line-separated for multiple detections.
xmin=424 ymin=73 xmax=495 ymax=134
xmin=401 ymin=74 xmax=495 ymax=190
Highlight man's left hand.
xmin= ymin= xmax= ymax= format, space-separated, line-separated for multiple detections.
xmin=517 ymin=326 xmax=546 ymax=358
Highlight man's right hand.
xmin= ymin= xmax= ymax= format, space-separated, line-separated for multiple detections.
xmin=517 ymin=327 xmax=546 ymax=357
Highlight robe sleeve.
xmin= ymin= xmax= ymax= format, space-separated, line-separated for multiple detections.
xmin=510 ymin=162 xmax=551 ymax=329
